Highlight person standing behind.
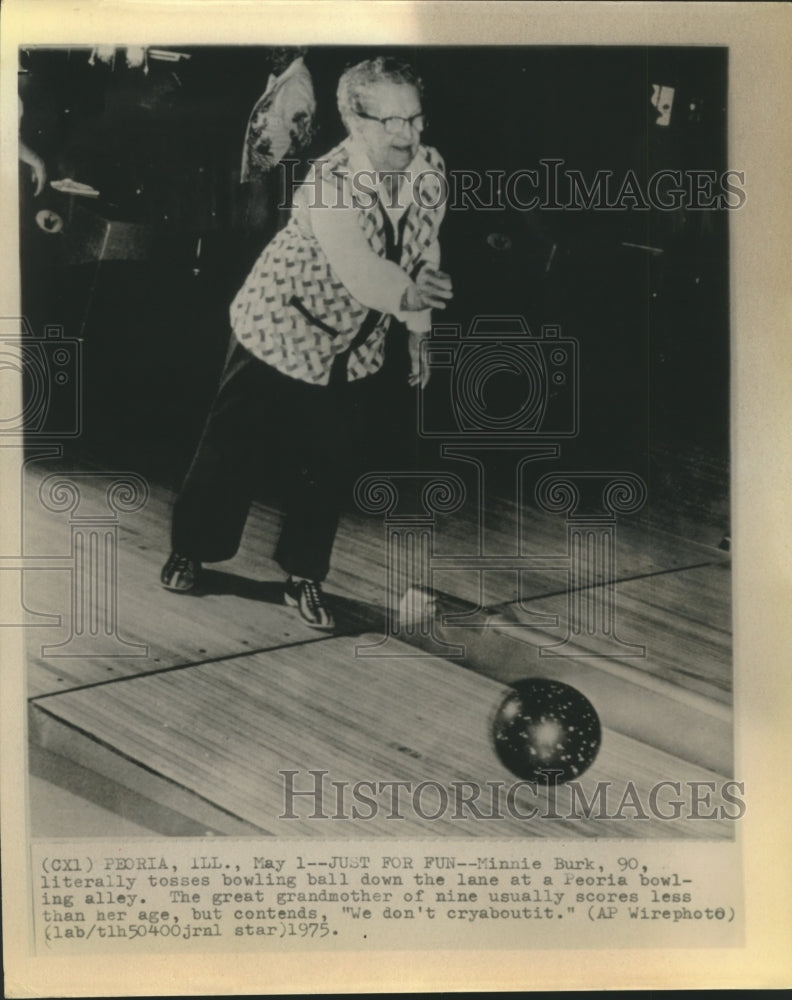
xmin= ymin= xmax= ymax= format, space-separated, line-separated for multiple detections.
xmin=161 ymin=57 xmax=452 ymax=630
xmin=239 ymin=47 xmax=315 ymax=239
xmin=240 ymin=46 xmax=315 ymax=183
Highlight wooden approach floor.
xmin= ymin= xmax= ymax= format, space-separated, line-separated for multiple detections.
xmin=20 ymin=456 xmax=733 ymax=839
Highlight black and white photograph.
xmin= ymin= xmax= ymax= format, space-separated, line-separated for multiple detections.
xmin=2 ymin=1 xmax=790 ymax=994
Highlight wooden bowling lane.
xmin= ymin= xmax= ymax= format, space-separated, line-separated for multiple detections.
xmin=486 ymin=562 xmax=732 ymax=701
xmin=331 ymin=495 xmax=733 ymax=775
xmin=30 ymin=634 xmax=735 ymax=839
xmin=336 ymin=491 xmax=731 ymax=616
xmin=424 ymin=562 xmax=732 ymax=776
xmin=21 ymin=453 xmax=728 ymax=680
xmin=22 ymin=453 xmax=732 ymax=823
xmin=21 ymin=460 xmax=376 ymax=698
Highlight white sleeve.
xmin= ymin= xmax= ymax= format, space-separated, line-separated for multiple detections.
xmin=308 ymin=189 xmax=414 ymax=317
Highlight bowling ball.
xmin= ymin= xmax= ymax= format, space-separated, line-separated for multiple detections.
xmin=492 ymin=678 xmax=601 ymax=784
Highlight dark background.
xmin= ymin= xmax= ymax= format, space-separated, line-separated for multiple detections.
xmin=18 ymin=45 xmax=730 ymax=542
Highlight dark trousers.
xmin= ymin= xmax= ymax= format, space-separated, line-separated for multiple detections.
xmin=171 ymin=336 xmax=381 ymax=582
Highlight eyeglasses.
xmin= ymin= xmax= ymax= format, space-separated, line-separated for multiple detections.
xmin=354 ymin=110 xmax=426 ymax=135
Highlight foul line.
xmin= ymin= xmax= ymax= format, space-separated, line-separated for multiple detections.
xmin=28 ymin=631 xmax=341 ymax=703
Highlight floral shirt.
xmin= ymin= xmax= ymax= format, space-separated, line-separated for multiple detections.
xmin=240 ymin=57 xmax=315 ymax=181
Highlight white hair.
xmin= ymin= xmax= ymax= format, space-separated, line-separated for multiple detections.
xmin=337 ymin=56 xmax=423 ymax=131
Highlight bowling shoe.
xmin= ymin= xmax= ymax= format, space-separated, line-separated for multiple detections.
xmin=160 ymin=551 xmax=200 ymax=592
xmin=283 ymin=576 xmax=335 ymax=630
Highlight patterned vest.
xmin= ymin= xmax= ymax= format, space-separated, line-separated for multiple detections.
xmin=230 ymin=140 xmax=446 ymax=384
